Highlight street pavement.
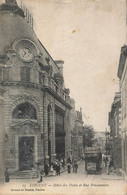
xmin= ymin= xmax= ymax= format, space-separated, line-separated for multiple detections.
xmin=1 ymin=161 xmax=126 ymax=195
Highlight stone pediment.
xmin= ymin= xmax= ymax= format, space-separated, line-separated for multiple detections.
xmin=11 ymin=119 xmax=40 ymax=131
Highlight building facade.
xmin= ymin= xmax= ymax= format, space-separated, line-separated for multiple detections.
xmin=93 ymin=132 xmax=106 ymax=154
xmin=0 ymin=0 xmax=72 ymax=174
xmin=70 ymin=99 xmax=84 ymax=161
xmin=108 ymin=92 xmax=122 ymax=173
xmin=117 ymin=45 xmax=127 ymax=181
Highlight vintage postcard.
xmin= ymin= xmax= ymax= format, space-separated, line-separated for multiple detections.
xmin=0 ymin=0 xmax=127 ymax=195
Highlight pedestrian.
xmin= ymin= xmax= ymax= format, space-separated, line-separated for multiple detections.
xmin=5 ymin=168 xmax=10 ymax=183
xmin=62 ymin=158 xmax=65 ymax=169
xmin=109 ymin=160 xmax=113 ymax=173
xmin=44 ymin=163 xmax=49 ymax=176
xmin=56 ymin=162 xmax=60 ymax=176
xmin=67 ymin=157 xmax=71 ymax=164
xmin=50 ymin=163 xmax=54 ymax=175
xmin=38 ymin=170 xmax=43 ymax=183
xmin=31 ymin=166 xmax=39 ymax=178
xmin=73 ymin=160 xmax=78 ymax=173
xmin=106 ymin=157 xmax=110 ymax=175
xmin=53 ymin=161 xmax=57 ymax=176
xmin=67 ymin=163 xmax=71 ymax=173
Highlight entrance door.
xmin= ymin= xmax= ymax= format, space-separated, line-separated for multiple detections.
xmin=19 ymin=136 xmax=34 ymax=171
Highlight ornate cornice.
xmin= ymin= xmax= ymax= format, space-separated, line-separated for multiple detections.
xmin=0 ymin=81 xmax=72 ymax=109
xmin=44 ymin=86 xmax=72 ymax=109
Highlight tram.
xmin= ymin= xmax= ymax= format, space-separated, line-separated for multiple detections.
xmin=84 ymin=147 xmax=102 ymax=174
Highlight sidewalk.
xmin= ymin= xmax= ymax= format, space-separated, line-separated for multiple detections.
xmin=10 ymin=160 xmax=83 ymax=180
xmin=101 ymin=167 xmax=122 ymax=181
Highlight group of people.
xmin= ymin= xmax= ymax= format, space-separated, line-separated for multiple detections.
xmin=4 ymin=158 xmax=79 ymax=183
xmin=102 ymin=155 xmax=113 ymax=175
xmin=37 ymin=158 xmax=79 ymax=182
xmin=44 ymin=159 xmax=65 ymax=176
xmin=66 ymin=158 xmax=78 ymax=174
xmin=38 ymin=160 xmax=64 ymax=182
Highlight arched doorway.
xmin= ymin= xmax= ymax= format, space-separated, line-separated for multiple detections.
xmin=19 ymin=136 xmax=34 ymax=171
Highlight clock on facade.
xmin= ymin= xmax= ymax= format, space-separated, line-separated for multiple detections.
xmin=15 ymin=39 xmax=37 ymax=63
xmin=18 ymin=48 xmax=34 ymax=62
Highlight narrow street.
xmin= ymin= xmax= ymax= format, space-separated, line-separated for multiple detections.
xmin=2 ymin=162 xmax=125 ymax=195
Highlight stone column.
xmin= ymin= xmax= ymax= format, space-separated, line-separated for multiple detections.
xmin=51 ymin=103 xmax=56 ymax=162
xmin=0 ymin=89 xmax=5 ymax=183
xmin=64 ymin=111 xmax=71 ymax=162
xmin=43 ymin=92 xmax=48 ymax=160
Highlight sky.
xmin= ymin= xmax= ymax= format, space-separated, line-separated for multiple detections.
xmin=17 ymin=0 xmax=126 ymax=131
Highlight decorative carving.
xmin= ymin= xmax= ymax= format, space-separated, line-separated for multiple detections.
xmin=11 ymin=119 xmax=40 ymax=134
xmin=64 ymin=88 xmax=70 ymax=95
xmin=39 ymin=62 xmax=53 ymax=75
xmin=54 ymin=72 xmax=63 ymax=85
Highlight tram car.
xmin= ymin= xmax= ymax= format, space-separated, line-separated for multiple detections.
xmin=84 ymin=147 xmax=102 ymax=174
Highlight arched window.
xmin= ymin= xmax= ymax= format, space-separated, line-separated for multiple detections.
xmin=12 ymin=103 xmax=37 ymax=119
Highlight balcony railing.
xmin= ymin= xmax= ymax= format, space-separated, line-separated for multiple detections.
xmin=39 ymin=73 xmax=70 ymax=104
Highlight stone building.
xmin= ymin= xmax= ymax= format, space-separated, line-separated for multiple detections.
xmin=117 ymin=45 xmax=127 ymax=181
xmin=0 ymin=89 xmax=5 ymax=182
xmin=93 ymin=132 xmax=106 ymax=154
xmin=70 ymin=99 xmax=84 ymax=161
xmin=108 ymin=92 xmax=122 ymax=173
xmin=0 ymin=0 xmax=72 ymax=174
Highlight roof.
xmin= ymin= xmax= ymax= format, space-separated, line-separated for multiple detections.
xmin=0 ymin=1 xmax=59 ymax=74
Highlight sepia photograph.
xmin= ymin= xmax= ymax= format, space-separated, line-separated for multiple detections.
xmin=0 ymin=0 xmax=126 ymax=194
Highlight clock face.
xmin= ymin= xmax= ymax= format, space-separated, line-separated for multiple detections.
xmin=18 ymin=48 xmax=34 ymax=62
xmin=15 ymin=39 xmax=37 ymax=63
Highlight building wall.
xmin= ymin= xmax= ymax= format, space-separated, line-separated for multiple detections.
xmin=121 ymin=67 xmax=127 ymax=178
xmin=70 ymin=99 xmax=84 ymax=161
xmin=108 ymin=92 xmax=122 ymax=172
xmin=0 ymin=1 xmax=72 ymax=174
xmin=112 ymin=137 xmax=122 ymax=169
xmin=0 ymin=90 xmax=5 ymax=182
xmin=117 ymin=46 xmax=127 ymax=180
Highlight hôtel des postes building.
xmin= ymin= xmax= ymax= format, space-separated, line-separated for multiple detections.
xmin=0 ymin=0 xmax=73 ymax=178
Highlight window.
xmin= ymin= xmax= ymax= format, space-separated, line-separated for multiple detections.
xmin=3 ymin=68 xmax=9 ymax=81
xmin=12 ymin=103 xmax=37 ymax=119
xmin=21 ymin=67 xmax=30 ymax=82
xmin=39 ymin=72 xmax=44 ymax=85
xmin=0 ymin=68 xmax=3 ymax=81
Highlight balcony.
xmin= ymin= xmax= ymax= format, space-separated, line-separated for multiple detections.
xmin=39 ymin=73 xmax=71 ymax=105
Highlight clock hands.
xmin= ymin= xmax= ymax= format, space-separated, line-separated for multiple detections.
xmin=19 ymin=48 xmax=33 ymax=60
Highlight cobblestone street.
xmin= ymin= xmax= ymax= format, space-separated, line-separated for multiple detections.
xmin=1 ymin=162 xmax=125 ymax=195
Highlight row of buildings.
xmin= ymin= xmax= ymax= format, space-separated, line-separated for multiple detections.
xmin=0 ymin=0 xmax=84 ymax=182
xmin=108 ymin=45 xmax=127 ymax=181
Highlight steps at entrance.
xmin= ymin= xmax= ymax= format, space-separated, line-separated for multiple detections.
xmin=10 ymin=170 xmax=38 ymax=179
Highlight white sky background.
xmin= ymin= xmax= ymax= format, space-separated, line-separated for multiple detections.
xmin=18 ymin=0 xmax=125 ymax=131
